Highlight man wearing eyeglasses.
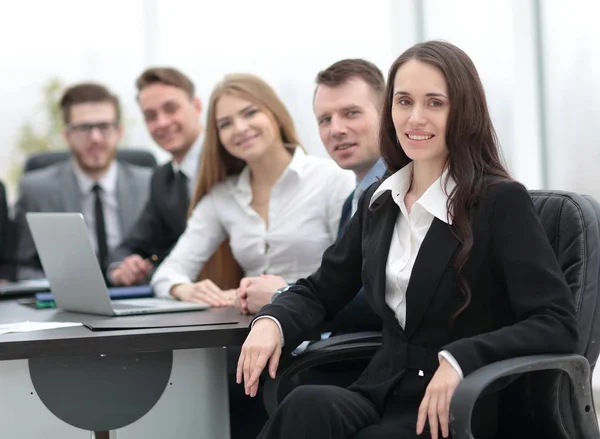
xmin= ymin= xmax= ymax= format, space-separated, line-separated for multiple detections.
xmin=14 ymin=82 xmax=152 ymax=280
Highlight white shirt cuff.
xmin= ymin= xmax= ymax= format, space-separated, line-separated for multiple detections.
xmin=252 ymin=316 xmax=285 ymax=347
xmin=151 ymin=275 xmax=191 ymax=299
xmin=439 ymin=350 xmax=464 ymax=380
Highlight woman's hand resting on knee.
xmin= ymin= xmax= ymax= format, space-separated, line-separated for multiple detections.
xmin=236 ymin=319 xmax=282 ymax=397
xmin=416 ymin=358 xmax=461 ymax=439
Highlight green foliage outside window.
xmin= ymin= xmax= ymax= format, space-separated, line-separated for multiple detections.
xmin=6 ymin=78 xmax=67 ymax=190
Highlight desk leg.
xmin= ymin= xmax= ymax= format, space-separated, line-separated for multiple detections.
xmin=93 ymin=432 xmax=116 ymax=438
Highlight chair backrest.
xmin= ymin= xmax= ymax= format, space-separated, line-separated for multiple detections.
xmin=500 ymin=190 xmax=600 ymax=438
xmin=0 ymin=181 xmax=15 ymax=281
xmin=23 ymin=149 xmax=158 ymax=173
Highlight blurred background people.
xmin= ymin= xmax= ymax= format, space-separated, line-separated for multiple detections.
xmin=14 ymin=83 xmax=151 ymax=280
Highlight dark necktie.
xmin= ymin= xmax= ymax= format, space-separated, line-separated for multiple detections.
xmin=92 ymin=184 xmax=108 ymax=271
xmin=175 ymin=170 xmax=190 ymax=214
xmin=337 ymin=191 xmax=354 ymax=240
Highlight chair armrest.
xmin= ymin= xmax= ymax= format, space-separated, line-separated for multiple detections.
xmin=304 ymin=331 xmax=382 ymax=353
xmin=263 ymin=341 xmax=381 ymax=415
xmin=450 ymin=354 xmax=599 ymax=439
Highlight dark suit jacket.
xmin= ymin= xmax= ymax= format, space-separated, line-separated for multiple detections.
xmin=0 ymin=181 xmax=15 ymax=280
xmin=109 ymin=162 xmax=188 ymax=268
xmin=256 ymin=179 xmax=578 ymax=434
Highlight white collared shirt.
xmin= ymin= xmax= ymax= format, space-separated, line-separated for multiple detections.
xmin=151 ymin=148 xmax=355 ymax=298
xmin=72 ymin=160 xmax=121 ymax=253
xmin=171 ymin=135 xmax=202 ymax=198
xmin=370 ymin=162 xmax=463 ymax=378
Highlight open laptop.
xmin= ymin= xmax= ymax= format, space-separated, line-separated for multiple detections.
xmin=26 ymin=212 xmax=210 ymax=316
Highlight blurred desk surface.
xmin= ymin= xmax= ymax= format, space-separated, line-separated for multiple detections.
xmin=0 ymin=299 xmax=252 ymax=360
xmin=0 ymin=299 xmax=253 ymax=438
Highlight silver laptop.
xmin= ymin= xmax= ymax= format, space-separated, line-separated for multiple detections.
xmin=26 ymin=212 xmax=210 ymax=316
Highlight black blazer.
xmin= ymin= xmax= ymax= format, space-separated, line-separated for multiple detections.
xmin=255 ymin=179 xmax=578 ymax=433
xmin=109 ymin=162 xmax=188 ymax=267
xmin=0 ymin=181 xmax=15 ymax=280
xmin=329 ymin=190 xmax=381 ymax=334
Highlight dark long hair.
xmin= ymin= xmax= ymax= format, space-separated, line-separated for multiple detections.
xmin=380 ymin=40 xmax=512 ymax=316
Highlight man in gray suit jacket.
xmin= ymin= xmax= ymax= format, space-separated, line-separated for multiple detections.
xmin=14 ymin=82 xmax=151 ymax=280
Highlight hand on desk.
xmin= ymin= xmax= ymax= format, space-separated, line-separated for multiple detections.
xmin=416 ymin=357 xmax=460 ymax=439
xmin=237 ymin=318 xmax=282 ymax=397
xmin=110 ymin=255 xmax=153 ymax=286
xmin=236 ymin=274 xmax=287 ymax=315
xmin=171 ymin=279 xmax=236 ymax=307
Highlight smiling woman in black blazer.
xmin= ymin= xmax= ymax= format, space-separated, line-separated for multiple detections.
xmin=237 ymin=41 xmax=579 ymax=439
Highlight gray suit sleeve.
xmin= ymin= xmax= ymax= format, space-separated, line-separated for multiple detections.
xmin=109 ymin=245 xmax=131 ymax=265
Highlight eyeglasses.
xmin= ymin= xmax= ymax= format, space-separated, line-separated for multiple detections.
xmin=67 ymin=122 xmax=118 ymax=140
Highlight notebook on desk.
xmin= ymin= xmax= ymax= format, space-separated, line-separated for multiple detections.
xmin=35 ymin=285 xmax=155 ymax=303
xmin=81 ymin=306 xmax=249 ymax=330
xmin=26 ymin=212 xmax=210 ymax=316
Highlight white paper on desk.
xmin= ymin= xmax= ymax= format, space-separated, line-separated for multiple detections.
xmin=0 ymin=321 xmax=82 ymax=335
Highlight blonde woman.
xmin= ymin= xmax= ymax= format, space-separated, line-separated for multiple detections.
xmin=151 ymin=73 xmax=354 ymax=307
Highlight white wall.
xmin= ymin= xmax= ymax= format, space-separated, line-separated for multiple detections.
xmin=542 ymin=0 xmax=600 ymax=198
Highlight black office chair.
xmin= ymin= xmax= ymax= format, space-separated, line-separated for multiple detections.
xmin=263 ymin=190 xmax=600 ymax=439
xmin=23 ymin=148 xmax=158 ymax=173
xmin=0 ymin=181 xmax=15 ymax=281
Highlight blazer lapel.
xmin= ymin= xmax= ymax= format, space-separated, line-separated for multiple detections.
xmin=59 ymin=163 xmax=83 ymax=213
xmin=404 ymin=218 xmax=460 ymax=338
xmin=365 ymin=193 xmax=400 ymax=324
